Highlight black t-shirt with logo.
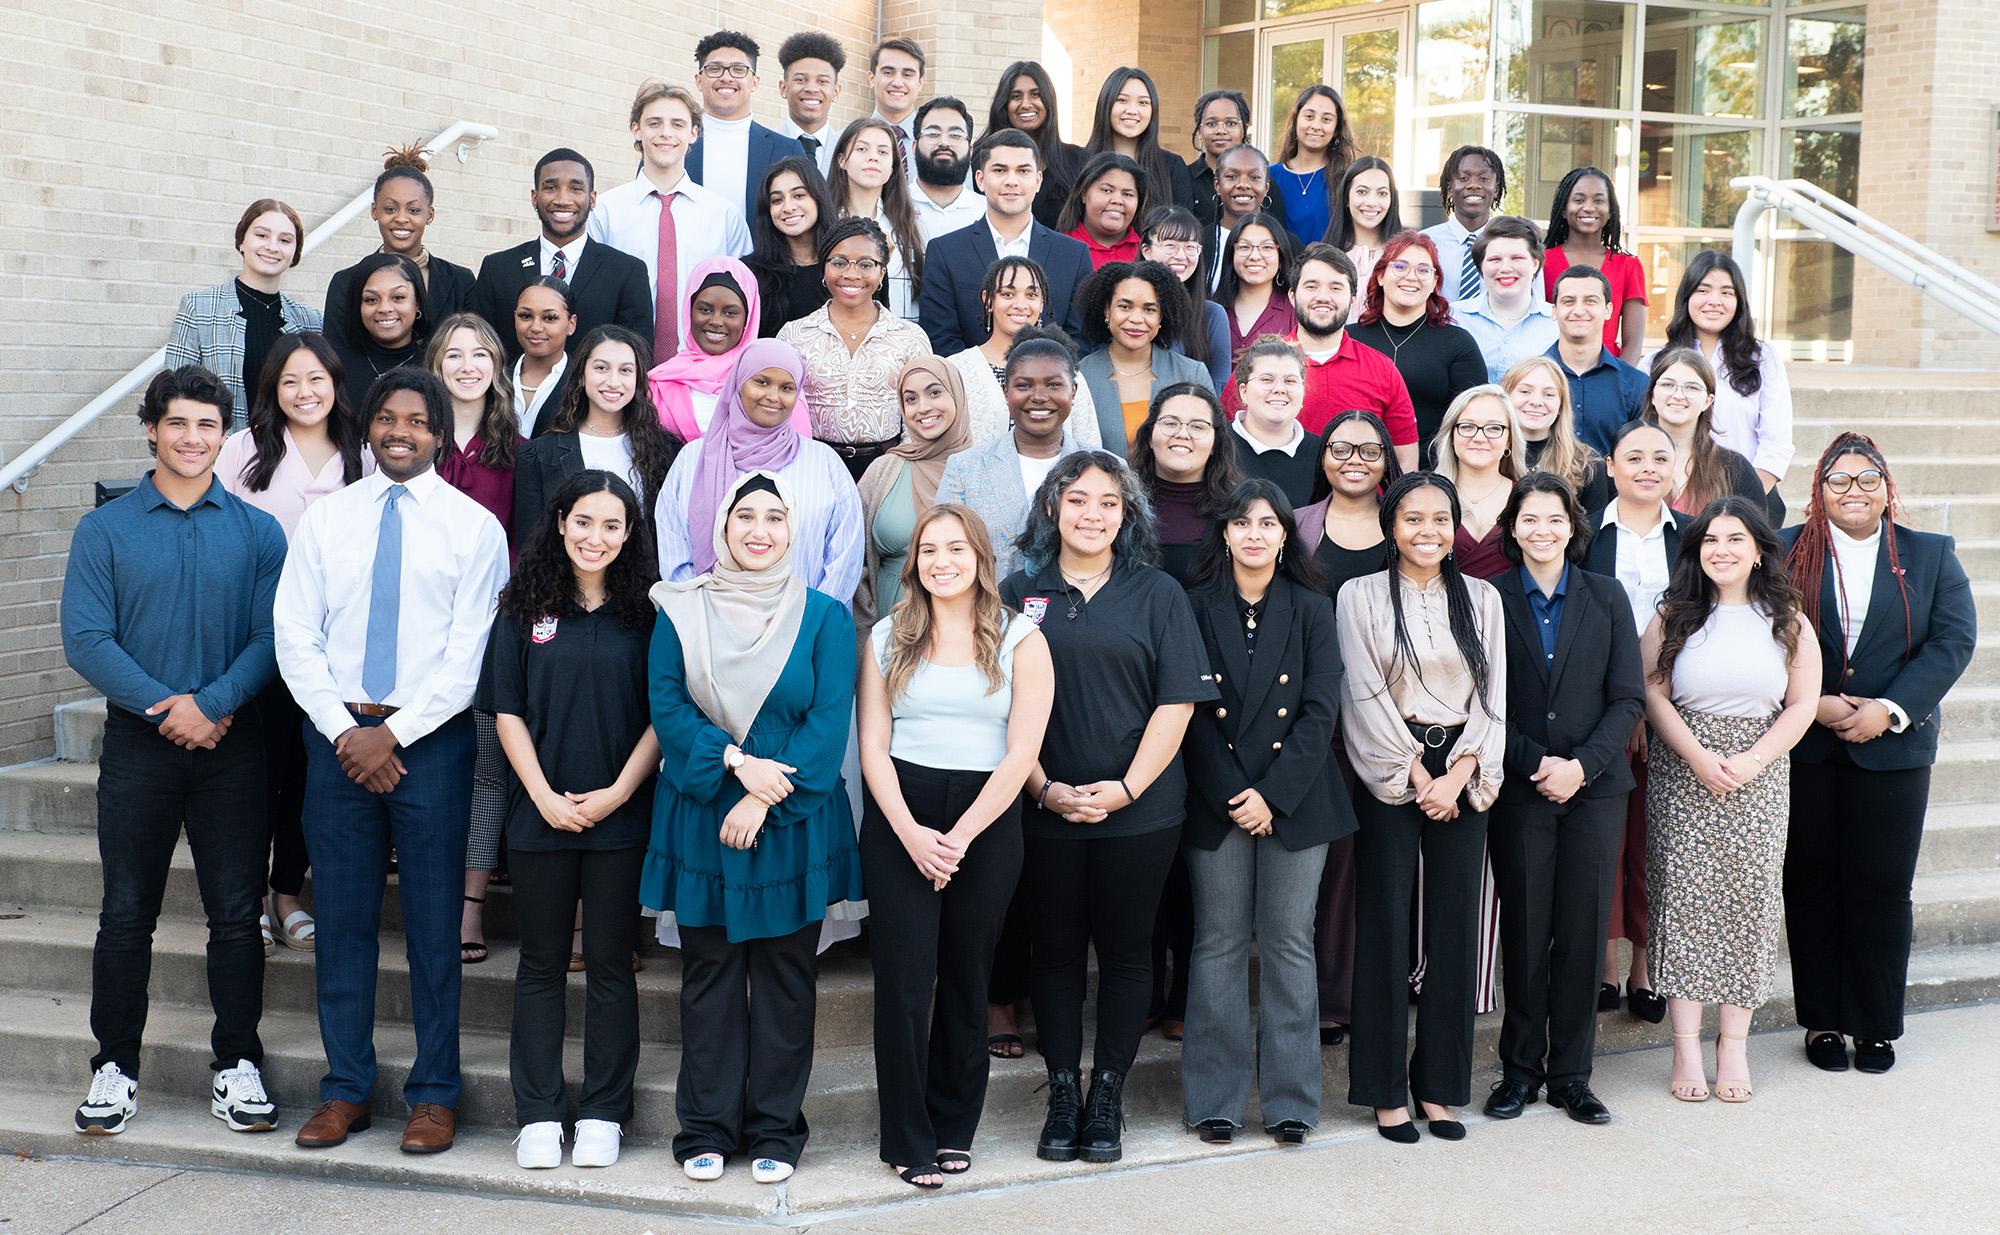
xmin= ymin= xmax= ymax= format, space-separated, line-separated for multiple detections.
xmin=1002 ymin=559 xmax=1219 ymax=840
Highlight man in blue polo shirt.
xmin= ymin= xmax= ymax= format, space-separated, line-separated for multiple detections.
xmin=1547 ymin=264 xmax=1647 ymax=454
xmin=60 ymin=364 xmax=288 ymax=1138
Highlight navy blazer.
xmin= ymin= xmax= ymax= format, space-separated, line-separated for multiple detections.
xmin=917 ymin=219 xmax=1090 ymax=355
xmin=686 ymin=122 xmax=808 ymax=223
xmin=1183 ymin=576 xmax=1357 ymax=851
xmin=471 ymin=238 xmax=654 ymax=363
xmin=1494 ymin=567 xmax=1646 ymax=803
xmin=1780 ymin=521 xmax=1975 ymax=770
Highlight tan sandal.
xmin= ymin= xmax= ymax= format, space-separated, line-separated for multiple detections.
xmin=1669 ymin=1031 xmax=1709 ymax=1102
xmin=1714 ymin=1032 xmax=1754 ymax=1103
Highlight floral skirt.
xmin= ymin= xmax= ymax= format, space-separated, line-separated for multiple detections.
xmin=1644 ymin=707 xmax=1788 ymax=1009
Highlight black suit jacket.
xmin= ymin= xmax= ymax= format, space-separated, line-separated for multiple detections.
xmin=1183 ymin=576 xmax=1357 ymax=850
xmin=917 ymin=219 xmax=1091 ymax=355
xmin=1495 ymin=568 xmax=1646 ymax=804
xmin=471 ymin=238 xmax=654 ymax=363
xmin=1583 ymin=505 xmax=1690 ymax=630
xmin=510 ymin=431 xmax=582 ymax=539
xmin=1780 ymin=521 xmax=1976 ymax=770
xmin=686 ymin=122 xmax=808 ymax=222
xmin=323 ymin=255 xmax=476 ymax=350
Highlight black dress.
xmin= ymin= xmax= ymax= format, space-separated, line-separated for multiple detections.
xmin=1315 ymin=536 xmax=1387 ymax=613
xmin=756 ymin=261 xmax=832 ymax=337
xmin=1348 ymin=318 xmax=1488 ymax=454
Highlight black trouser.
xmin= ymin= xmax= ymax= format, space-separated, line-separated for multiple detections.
xmin=1024 ymin=825 xmax=1181 ymax=1076
xmin=1785 ymin=756 xmax=1931 ymax=1041
xmin=989 ymin=885 xmax=1033 ymax=1007
xmin=1349 ymin=737 xmax=1488 ymax=1109
xmin=1489 ymin=791 xmax=1624 ymax=1088
xmin=862 ymin=760 xmax=1024 ymax=1166
xmin=1148 ymin=848 xmax=1193 ymax=1022
xmin=255 ymin=679 xmax=309 ymax=897
xmin=509 ymin=845 xmax=642 ymax=1126
xmin=92 ymin=706 xmax=267 ymax=1077
xmin=675 ymin=919 xmax=820 ymax=1164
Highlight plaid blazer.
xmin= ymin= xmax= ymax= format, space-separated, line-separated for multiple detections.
xmin=164 ymin=280 xmax=322 ymax=423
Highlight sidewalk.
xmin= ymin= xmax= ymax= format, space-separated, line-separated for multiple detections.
xmin=9 ymin=1001 xmax=1996 ymax=1235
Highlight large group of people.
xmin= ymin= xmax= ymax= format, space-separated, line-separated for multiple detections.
xmin=66 ymin=29 xmax=1976 ymax=1193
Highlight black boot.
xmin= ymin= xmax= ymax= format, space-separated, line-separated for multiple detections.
xmin=1036 ymin=1070 xmax=1083 ymax=1161
xmin=1079 ymin=1068 xmax=1127 ymax=1163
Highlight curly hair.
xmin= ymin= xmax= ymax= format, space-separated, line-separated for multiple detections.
xmin=883 ymin=504 xmax=1012 ymax=703
xmin=499 ymin=469 xmax=660 ymax=630
xmin=1017 ymin=449 xmax=1159 ymax=573
xmin=1075 ymin=259 xmax=1190 ymax=353
xmin=1650 ymin=495 xmax=1802 ymax=688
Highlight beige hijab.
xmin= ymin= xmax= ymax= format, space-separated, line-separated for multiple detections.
xmin=650 ymin=470 xmax=808 ymax=744
xmin=855 ymin=355 xmax=973 ymax=622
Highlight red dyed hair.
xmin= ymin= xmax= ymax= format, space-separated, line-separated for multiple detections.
xmin=1357 ymin=229 xmax=1451 ymax=328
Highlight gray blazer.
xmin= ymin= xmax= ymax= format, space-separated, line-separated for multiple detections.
xmin=934 ymin=428 xmax=1086 ymax=581
xmin=1075 ymin=345 xmax=1215 ymax=460
xmin=164 ymin=280 xmax=322 ymax=423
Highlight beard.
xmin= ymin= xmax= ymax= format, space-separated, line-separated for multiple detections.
xmin=915 ymin=149 xmax=967 ymax=188
xmin=1295 ymin=303 xmax=1346 ymax=339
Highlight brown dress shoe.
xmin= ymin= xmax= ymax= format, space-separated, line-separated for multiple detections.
xmin=401 ymin=1104 xmax=457 ymax=1154
xmin=296 ymin=1099 xmax=371 ymax=1148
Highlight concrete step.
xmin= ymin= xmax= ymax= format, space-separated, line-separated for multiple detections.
xmin=1943 ymin=686 xmax=2000 ymax=743
xmin=1950 ymin=539 xmax=2000 ymax=584
xmin=1927 ymin=740 xmax=2000 ymax=805
xmin=1919 ymin=803 xmax=2000 ymax=874
xmin=1793 ymin=419 xmax=2000 ymax=462
xmin=1856 ymin=495 xmax=2000 ymax=539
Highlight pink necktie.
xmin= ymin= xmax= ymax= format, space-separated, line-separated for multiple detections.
xmin=654 ymin=190 xmax=679 ymax=363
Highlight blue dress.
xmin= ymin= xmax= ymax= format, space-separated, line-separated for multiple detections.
xmin=641 ymin=589 xmax=865 ymax=943
xmin=1271 ymin=166 xmax=1332 ymax=250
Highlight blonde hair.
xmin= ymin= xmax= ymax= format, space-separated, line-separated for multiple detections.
xmin=1431 ymin=384 xmax=1527 ymax=485
xmin=1501 ymin=354 xmax=1599 ymax=494
xmin=883 ymin=505 xmax=1010 ymax=704
xmin=629 ymin=80 xmax=703 ymax=151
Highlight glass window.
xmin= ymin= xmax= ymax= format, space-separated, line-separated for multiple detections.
xmin=1204 ymin=31 xmax=1257 ymax=103
xmin=1786 ymin=122 xmax=1860 ymax=202
xmin=1771 ymin=234 xmax=1854 ymax=354
xmin=1641 ymin=8 xmax=1762 ymax=118
xmin=1204 ymin=0 xmax=1257 ymax=26
xmin=1268 ymin=36 xmax=1328 ymax=144
xmin=1637 ymin=237 xmax=1729 ymax=340
xmin=1636 ymin=121 xmax=1759 ymax=230
xmin=1261 ymin=0 xmax=1374 ymax=17
xmin=1418 ymin=0 xmax=1489 ymax=108
xmin=1342 ymin=25 xmax=1402 ymax=160
xmin=1414 ymin=112 xmax=1488 ymax=218
xmin=1495 ymin=0 xmax=1629 ymax=111
xmin=1786 ymin=7 xmax=1865 ymax=119
xmin=1495 ymin=110 xmax=1625 ymax=219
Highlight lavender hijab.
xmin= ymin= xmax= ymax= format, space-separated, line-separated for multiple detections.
xmin=686 ymin=339 xmax=808 ymax=574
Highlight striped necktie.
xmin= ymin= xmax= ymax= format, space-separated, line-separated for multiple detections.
xmin=1458 ymin=231 xmax=1480 ymax=301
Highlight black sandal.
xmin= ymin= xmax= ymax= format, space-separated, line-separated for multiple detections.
xmin=987 ymin=1033 xmax=1025 ymax=1059
xmin=896 ymin=1164 xmax=944 ymax=1189
xmin=933 ymin=1150 xmax=971 ymax=1174
xmin=461 ymin=895 xmax=488 ymax=965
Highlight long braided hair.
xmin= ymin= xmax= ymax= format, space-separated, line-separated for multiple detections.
xmin=1377 ymin=471 xmax=1498 ymax=719
xmin=1783 ymin=432 xmax=1912 ymax=668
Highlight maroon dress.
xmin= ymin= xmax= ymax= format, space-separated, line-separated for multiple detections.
xmin=1453 ymin=522 xmax=1509 ymax=581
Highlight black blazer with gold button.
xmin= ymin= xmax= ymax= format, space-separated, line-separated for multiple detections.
xmin=1183 ymin=574 xmax=1357 ymax=851
xmin=1495 ymin=567 xmax=1646 ymax=805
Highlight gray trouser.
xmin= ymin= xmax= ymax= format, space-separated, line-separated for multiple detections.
xmin=1181 ymin=828 xmax=1329 ymax=1127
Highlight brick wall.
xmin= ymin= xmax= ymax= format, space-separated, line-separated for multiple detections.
xmin=0 ymin=0 xmax=1035 ymax=764
xmin=1045 ymin=0 xmax=1204 ymax=154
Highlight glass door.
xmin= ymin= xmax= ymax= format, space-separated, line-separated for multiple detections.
xmin=1259 ymin=11 xmax=1408 ymax=167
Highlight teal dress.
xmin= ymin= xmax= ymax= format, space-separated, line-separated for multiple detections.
xmin=869 ymin=465 xmax=918 ymax=617
xmin=641 ymin=589 xmax=865 ymax=943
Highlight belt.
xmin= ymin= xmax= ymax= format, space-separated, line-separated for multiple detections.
xmin=818 ymin=435 xmax=901 ymax=460
xmin=1405 ymin=719 xmax=1464 ymax=749
xmin=345 ymin=702 xmax=400 ymax=718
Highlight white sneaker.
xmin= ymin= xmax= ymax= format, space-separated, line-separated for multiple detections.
xmin=514 ymin=1120 xmax=563 ymax=1169
xmin=752 ymin=1157 xmax=795 ymax=1184
xmin=210 ymin=1059 xmax=276 ymax=1132
xmin=572 ymin=1119 xmax=621 ymax=1167
xmin=683 ymin=1152 xmax=725 ymax=1181
xmin=75 ymin=1062 xmax=138 ymax=1135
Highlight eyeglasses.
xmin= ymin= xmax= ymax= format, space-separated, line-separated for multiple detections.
xmin=1326 ymin=441 xmax=1385 ymax=462
xmin=1654 ymin=380 xmax=1708 ymax=398
xmin=1823 ymin=469 xmax=1885 ymax=493
xmin=699 ymin=62 xmax=754 ymax=79
xmin=826 ymin=256 xmax=885 ymax=273
xmin=1146 ymin=240 xmax=1202 ymax=259
xmin=1248 ymin=373 xmax=1303 ymax=390
xmin=1154 ymin=417 xmax=1215 ymax=439
xmin=918 ymin=126 xmax=969 ymax=142
xmin=1198 ymin=117 xmax=1245 ymax=132
xmin=1453 ymin=422 xmax=1510 ymax=439
xmin=1385 ymin=259 xmax=1436 ymax=279
xmin=1236 ymin=242 xmax=1280 ymax=258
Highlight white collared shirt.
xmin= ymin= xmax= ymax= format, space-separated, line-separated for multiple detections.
xmin=1602 ymin=501 xmax=1672 ymax=635
xmin=779 ymin=115 xmax=838 ymax=177
xmin=537 ymin=233 xmax=589 ymax=279
xmin=586 ymin=171 xmax=753 ymax=306
xmin=511 ymin=351 xmax=568 ymax=438
xmin=914 ymin=184 xmax=989 ymax=246
xmin=1231 ymin=415 xmax=1305 ymax=456
xmin=275 ymin=467 xmax=510 ymax=748
xmin=989 ymin=216 xmax=1034 ymax=262
xmin=1826 ymin=523 xmax=1911 ymax=731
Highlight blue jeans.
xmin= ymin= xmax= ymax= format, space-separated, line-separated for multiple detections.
xmin=301 ymin=712 xmax=471 ymax=1108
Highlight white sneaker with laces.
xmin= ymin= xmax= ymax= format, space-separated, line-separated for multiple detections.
xmin=210 ymin=1058 xmax=277 ymax=1132
xmin=752 ymin=1157 xmax=795 ymax=1184
xmin=683 ymin=1153 xmax=725 ymax=1181
xmin=572 ymin=1118 xmax=621 ymax=1167
xmin=75 ymin=1062 xmax=138 ymax=1135
xmin=514 ymin=1120 xmax=563 ymax=1168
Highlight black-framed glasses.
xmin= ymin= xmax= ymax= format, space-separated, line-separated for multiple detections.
xmin=1453 ymin=421 xmax=1510 ymax=439
xmin=826 ymin=256 xmax=885 ymax=274
xmin=1824 ymin=469 xmax=1884 ymax=494
xmin=699 ymin=62 xmax=754 ymax=79
xmin=1326 ymin=441 xmax=1385 ymax=462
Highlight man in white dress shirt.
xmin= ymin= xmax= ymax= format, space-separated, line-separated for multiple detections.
xmin=1421 ymin=144 xmax=1504 ymax=306
xmin=777 ymin=31 xmax=845 ymax=179
xmin=276 ymin=369 xmax=509 ymax=1155
xmin=911 ymin=96 xmax=986 ymax=245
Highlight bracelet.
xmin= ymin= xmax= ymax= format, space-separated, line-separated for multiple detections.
xmin=1120 ymin=778 xmax=1136 ymax=804
xmin=1749 ymin=751 xmax=1765 ymax=764
xmin=1037 ymin=780 xmax=1055 ymax=810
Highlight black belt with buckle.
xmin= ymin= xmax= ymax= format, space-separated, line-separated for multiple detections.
xmin=819 ymin=435 xmax=901 ymax=460
xmin=1406 ymin=720 xmax=1461 ymax=749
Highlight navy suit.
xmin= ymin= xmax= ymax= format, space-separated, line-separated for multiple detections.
xmin=686 ymin=122 xmax=808 ymax=223
xmin=918 ymin=219 xmax=1090 ymax=355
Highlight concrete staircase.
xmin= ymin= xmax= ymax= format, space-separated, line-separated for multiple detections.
xmin=2 ymin=366 xmax=1998 ymax=1220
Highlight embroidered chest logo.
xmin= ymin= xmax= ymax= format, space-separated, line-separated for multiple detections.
xmin=531 ymin=615 xmax=560 ymax=644
xmin=1021 ymin=597 xmax=1050 ymax=625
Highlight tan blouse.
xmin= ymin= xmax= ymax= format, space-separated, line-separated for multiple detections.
xmin=778 ymin=304 xmax=931 ymax=445
xmin=1335 ymin=569 xmax=1507 ymax=810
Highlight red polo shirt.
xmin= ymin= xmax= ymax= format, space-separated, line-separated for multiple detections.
xmin=1221 ymin=330 xmax=1418 ymax=445
xmin=1069 ymin=224 xmax=1142 ymax=270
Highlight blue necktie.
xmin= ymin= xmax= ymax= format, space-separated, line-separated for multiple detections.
xmin=1458 ymin=232 xmax=1480 ymax=301
xmin=362 ymin=484 xmax=407 ymax=703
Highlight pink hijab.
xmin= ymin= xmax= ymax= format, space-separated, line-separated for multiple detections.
xmin=686 ymin=339 xmax=808 ymax=574
xmin=646 ymin=256 xmax=806 ymax=440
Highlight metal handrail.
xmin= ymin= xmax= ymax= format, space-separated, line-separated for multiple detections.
xmin=1730 ymin=175 xmax=2000 ymax=338
xmin=1 ymin=120 xmax=501 ymax=495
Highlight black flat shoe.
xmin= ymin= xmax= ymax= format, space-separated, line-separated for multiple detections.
xmin=1375 ymin=1120 xmax=1420 ymax=1145
xmin=1265 ymin=1120 xmax=1310 ymax=1146
xmin=1627 ymin=986 xmax=1668 ymax=1024
xmin=1192 ymin=1118 xmax=1233 ymax=1144
xmin=1319 ymin=1025 xmax=1347 ymax=1046
xmin=1853 ymin=1039 xmax=1896 ymax=1074
xmin=1805 ymin=1032 xmax=1851 ymax=1072
xmin=1482 ymin=1078 xmax=1538 ymax=1120
xmin=1426 ymin=1119 xmax=1466 ymax=1141
xmin=1546 ymin=1081 xmax=1612 ymax=1125
xmin=1597 ymin=982 xmax=1622 ymax=1013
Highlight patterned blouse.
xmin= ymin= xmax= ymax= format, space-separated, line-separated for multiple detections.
xmin=778 ymin=304 xmax=931 ymax=445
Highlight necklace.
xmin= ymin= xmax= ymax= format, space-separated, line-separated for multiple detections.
xmin=1243 ymin=600 xmax=1259 ymax=631
xmin=1381 ymin=317 xmax=1426 ymax=363
xmin=1110 ymin=355 xmax=1153 ymax=378
xmin=1059 ymin=560 xmax=1114 ymax=619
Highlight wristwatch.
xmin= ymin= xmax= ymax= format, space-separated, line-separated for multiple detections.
xmin=725 ymin=746 xmax=747 ymax=771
